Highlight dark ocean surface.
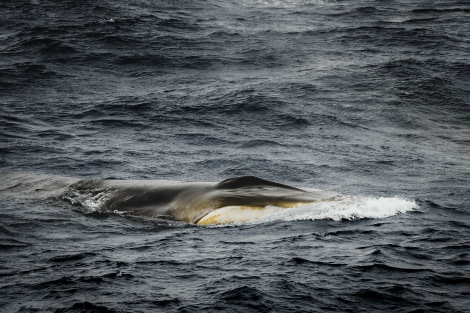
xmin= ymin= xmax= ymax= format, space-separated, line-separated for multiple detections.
xmin=1 ymin=0 xmax=470 ymax=312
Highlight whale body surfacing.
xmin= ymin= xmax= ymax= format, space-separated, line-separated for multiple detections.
xmin=69 ymin=175 xmax=338 ymax=225
xmin=0 ymin=173 xmax=338 ymax=225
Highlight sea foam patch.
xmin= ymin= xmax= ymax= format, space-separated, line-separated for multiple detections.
xmin=257 ymin=195 xmax=417 ymax=223
xmin=60 ymin=188 xmax=116 ymax=214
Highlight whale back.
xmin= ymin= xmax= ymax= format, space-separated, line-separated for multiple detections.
xmin=216 ymin=176 xmax=304 ymax=191
xmin=93 ymin=176 xmax=328 ymax=223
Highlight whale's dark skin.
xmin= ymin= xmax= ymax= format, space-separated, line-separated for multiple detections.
xmin=70 ymin=176 xmax=338 ymax=223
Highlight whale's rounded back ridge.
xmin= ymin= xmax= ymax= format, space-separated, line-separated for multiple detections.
xmin=216 ymin=176 xmax=304 ymax=191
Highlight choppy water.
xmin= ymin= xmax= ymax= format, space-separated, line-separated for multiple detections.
xmin=1 ymin=0 xmax=470 ymax=312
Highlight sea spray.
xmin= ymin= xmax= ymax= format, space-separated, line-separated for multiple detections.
xmin=258 ymin=195 xmax=417 ymax=223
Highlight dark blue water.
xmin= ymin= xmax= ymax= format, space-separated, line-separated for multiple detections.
xmin=1 ymin=0 xmax=469 ymax=312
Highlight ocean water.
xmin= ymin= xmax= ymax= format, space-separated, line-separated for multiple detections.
xmin=1 ymin=0 xmax=470 ymax=312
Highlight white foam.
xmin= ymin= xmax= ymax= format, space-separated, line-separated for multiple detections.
xmin=256 ymin=195 xmax=417 ymax=223
xmin=60 ymin=188 xmax=115 ymax=213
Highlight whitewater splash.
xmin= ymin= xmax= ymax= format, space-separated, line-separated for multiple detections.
xmin=60 ymin=187 xmax=117 ymax=214
xmin=256 ymin=195 xmax=417 ymax=223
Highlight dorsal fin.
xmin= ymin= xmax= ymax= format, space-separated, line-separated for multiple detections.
xmin=216 ymin=176 xmax=304 ymax=191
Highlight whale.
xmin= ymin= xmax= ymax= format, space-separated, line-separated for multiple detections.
xmin=0 ymin=173 xmax=338 ymax=225
xmin=66 ymin=175 xmax=339 ymax=225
